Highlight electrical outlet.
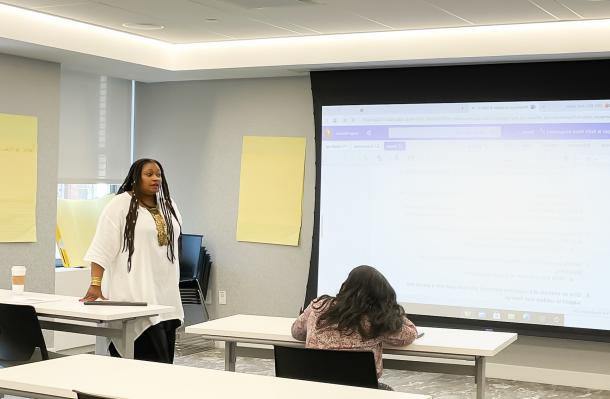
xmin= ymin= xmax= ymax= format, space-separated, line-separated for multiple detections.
xmin=205 ymin=289 xmax=212 ymax=305
xmin=218 ymin=290 xmax=227 ymax=305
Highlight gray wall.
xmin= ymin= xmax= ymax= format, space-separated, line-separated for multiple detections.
xmin=0 ymin=53 xmax=60 ymax=294
xmin=135 ymin=77 xmax=315 ymax=319
xmin=134 ymin=76 xmax=610 ymax=389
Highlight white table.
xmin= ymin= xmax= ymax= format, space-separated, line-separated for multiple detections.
xmin=186 ymin=314 xmax=518 ymax=399
xmin=0 ymin=289 xmax=174 ymax=359
xmin=0 ymin=354 xmax=429 ymax=399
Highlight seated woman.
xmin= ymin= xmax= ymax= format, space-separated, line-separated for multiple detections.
xmin=291 ymin=265 xmax=418 ymax=390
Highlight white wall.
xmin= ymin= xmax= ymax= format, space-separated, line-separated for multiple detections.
xmin=0 ymin=53 xmax=59 ymax=294
xmin=134 ymin=77 xmax=315 ymax=319
xmin=489 ymin=335 xmax=610 ymax=389
xmin=134 ymin=76 xmax=610 ymax=390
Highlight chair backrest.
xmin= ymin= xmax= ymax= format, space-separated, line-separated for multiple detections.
xmin=179 ymin=233 xmax=212 ymax=300
xmin=0 ymin=303 xmax=49 ymax=361
xmin=198 ymin=247 xmax=212 ymax=297
xmin=274 ymin=346 xmax=378 ymax=389
xmin=179 ymin=233 xmax=204 ymax=282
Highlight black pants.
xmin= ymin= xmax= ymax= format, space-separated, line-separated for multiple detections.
xmin=109 ymin=319 xmax=181 ymax=363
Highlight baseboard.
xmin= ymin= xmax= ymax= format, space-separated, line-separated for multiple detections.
xmin=51 ymin=345 xmax=95 ymax=356
xmin=487 ymin=363 xmax=610 ymax=390
xmin=214 ymin=341 xmax=273 ymax=350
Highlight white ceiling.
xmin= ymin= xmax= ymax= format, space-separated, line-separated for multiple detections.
xmin=3 ymin=0 xmax=610 ymax=44
xmin=1 ymin=0 xmax=610 ymax=81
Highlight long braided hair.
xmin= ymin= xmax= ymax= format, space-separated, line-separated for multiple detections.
xmin=116 ymin=158 xmax=181 ymax=272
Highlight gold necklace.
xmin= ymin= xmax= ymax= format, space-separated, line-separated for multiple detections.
xmin=132 ymin=194 xmax=167 ymax=246
xmin=149 ymin=209 xmax=168 ymax=246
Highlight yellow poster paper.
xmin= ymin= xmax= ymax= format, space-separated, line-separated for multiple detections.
xmin=236 ymin=136 xmax=306 ymax=246
xmin=57 ymin=194 xmax=113 ymax=267
xmin=0 ymin=113 xmax=37 ymax=242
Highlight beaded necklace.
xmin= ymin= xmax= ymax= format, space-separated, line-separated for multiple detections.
xmin=141 ymin=201 xmax=168 ymax=246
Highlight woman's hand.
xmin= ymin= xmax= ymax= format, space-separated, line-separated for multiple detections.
xmin=79 ymin=285 xmax=107 ymax=302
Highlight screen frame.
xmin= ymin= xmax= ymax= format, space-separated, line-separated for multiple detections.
xmin=306 ymin=59 xmax=610 ymax=342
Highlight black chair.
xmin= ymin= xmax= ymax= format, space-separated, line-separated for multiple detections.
xmin=274 ymin=346 xmax=379 ymax=389
xmin=179 ymin=233 xmax=212 ymax=324
xmin=0 ymin=303 xmax=61 ymax=367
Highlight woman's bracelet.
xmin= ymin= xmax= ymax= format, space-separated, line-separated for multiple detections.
xmin=90 ymin=277 xmax=102 ymax=287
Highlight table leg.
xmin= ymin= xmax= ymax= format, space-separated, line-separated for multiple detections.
xmin=95 ymin=336 xmax=108 ymax=355
xmin=225 ymin=341 xmax=237 ymax=371
xmin=475 ymin=356 xmax=486 ymax=399
xmin=118 ymin=320 xmax=137 ymax=359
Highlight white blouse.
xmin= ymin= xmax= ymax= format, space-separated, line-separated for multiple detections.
xmin=84 ymin=192 xmax=184 ymax=356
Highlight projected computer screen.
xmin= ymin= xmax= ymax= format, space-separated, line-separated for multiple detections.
xmin=318 ymin=99 xmax=610 ymax=331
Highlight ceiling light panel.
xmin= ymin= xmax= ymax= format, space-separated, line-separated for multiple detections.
xmin=121 ymin=22 xmax=164 ymax=30
xmin=326 ymin=0 xmax=469 ymax=30
xmin=558 ymin=0 xmax=610 ymax=18
xmin=99 ymin=0 xmax=304 ymax=42
xmin=100 ymin=0 xmax=231 ymax=42
xmin=0 ymin=0 xmax=89 ymax=7
xmin=188 ymin=0 xmax=309 ymax=39
xmin=246 ymin=3 xmax=390 ymax=34
xmin=190 ymin=0 xmax=318 ymax=35
xmin=18 ymin=2 xmax=162 ymax=31
xmin=219 ymin=0 xmax=315 ymax=8
xmin=424 ymin=0 xmax=559 ymax=25
xmin=524 ymin=0 xmax=583 ymax=19
xmin=191 ymin=19 xmax=308 ymax=40
xmin=100 ymin=0 xmax=250 ymax=42
xmin=100 ymin=0 xmax=222 ymax=25
xmin=197 ymin=0 xmax=389 ymax=35
xmin=136 ymin=30 xmax=238 ymax=43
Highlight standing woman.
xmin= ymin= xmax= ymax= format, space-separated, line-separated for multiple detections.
xmin=81 ymin=158 xmax=184 ymax=363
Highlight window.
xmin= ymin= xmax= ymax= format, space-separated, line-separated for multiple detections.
xmin=55 ymin=68 xmax=134 ymax=267
xmin=56 ymin=183 xmax=120 ymax=267
xmin=57 ymin=183 xmax=120 ymax=200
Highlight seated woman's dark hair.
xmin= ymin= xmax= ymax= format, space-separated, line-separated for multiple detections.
xmin=314 ymin=265 xmax=406 ymax=340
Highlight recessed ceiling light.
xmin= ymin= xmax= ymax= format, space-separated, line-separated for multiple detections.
xmin=121 ymin=23 xmax=165 ymax=31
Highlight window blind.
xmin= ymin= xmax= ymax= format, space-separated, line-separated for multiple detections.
xmin=58 ymin=68 xmax=132 ymax=183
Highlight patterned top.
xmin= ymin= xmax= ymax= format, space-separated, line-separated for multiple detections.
xmin=291 ymin=297 xmax=419 ymax=378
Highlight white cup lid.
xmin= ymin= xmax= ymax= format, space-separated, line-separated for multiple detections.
xmin=11 ymin=266 xmax=26 ymax=274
